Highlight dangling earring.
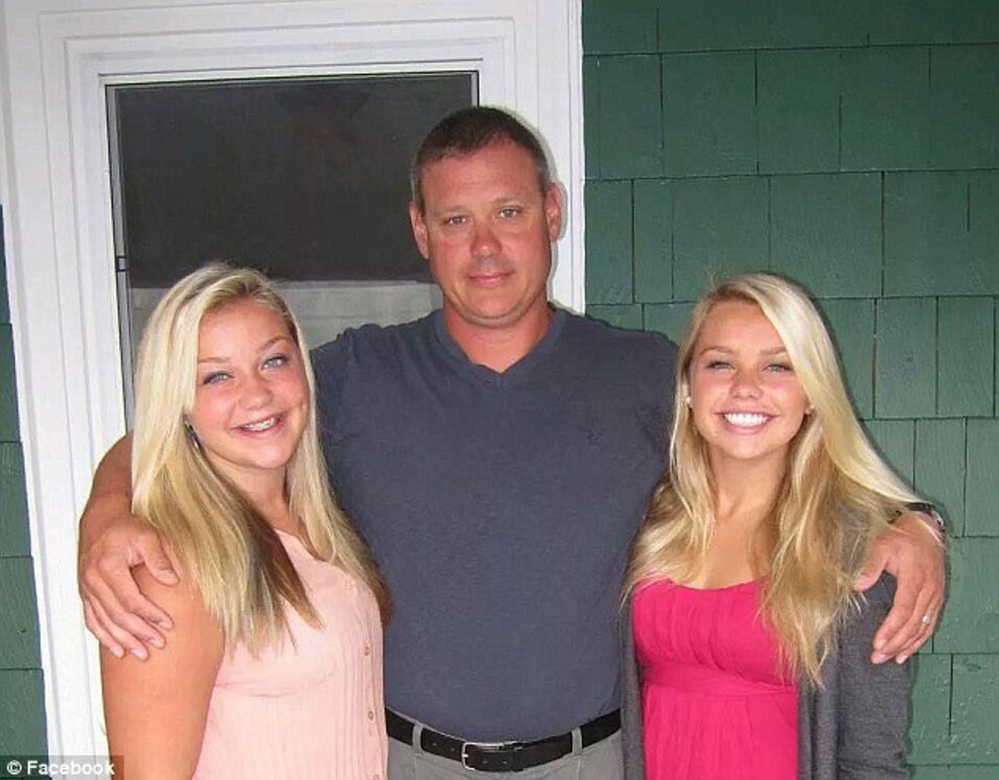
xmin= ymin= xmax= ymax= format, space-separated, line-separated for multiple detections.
xmin=184 ymin=420 xmax=203 ymax=453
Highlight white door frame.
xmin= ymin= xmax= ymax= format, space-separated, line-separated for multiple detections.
xmin=0 ymin=0 xmax=583 ymax=754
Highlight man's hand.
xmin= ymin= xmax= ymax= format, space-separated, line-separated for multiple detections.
xmin=855 ymin=511 xmax=945 ymax=665
xmin=78 ymin=434 xmax=179 ymax=659
xmin=79 ymin=514 xmax=178 ymax=660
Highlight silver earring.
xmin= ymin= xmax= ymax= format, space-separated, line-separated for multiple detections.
xmin=684 ymin=395 xmax=692 ymax=408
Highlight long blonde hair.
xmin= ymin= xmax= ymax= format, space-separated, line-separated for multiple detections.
xmin=132 ymin=264 xmax=388 ymax=653
xmin=626 ymin=273 xmax=923 ymax=682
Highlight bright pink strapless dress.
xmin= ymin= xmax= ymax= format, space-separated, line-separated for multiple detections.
xmin=633 ymin=579 xmax=798 ymax=780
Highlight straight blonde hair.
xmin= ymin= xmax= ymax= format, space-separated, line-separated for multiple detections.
xmin=626 ymin=273 xmax=926 ymax=683
xmin=132 ymin=264 xmax=388 ymax=654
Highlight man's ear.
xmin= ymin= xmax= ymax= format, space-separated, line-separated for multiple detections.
xmin=544 ymin=184 xmax=563 ymax=242
xmin=409 ymin=201 xmax=430 ymax=259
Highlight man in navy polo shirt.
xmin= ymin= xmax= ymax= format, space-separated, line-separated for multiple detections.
xmin=79 ymin=107 xmax=945 ymax=779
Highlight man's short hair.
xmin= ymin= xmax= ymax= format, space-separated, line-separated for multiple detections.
xmin=410 ymin=106 xmax=552 ymax=212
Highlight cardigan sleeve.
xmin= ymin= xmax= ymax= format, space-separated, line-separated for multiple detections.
xmin=834 ymin=574 xmax=913 ymax=779
xmin=620 ymin=598 xmax=645 ymax=780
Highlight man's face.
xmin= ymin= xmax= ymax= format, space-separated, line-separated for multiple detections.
xmin=409 ymin=140 xmax=562 ymax=333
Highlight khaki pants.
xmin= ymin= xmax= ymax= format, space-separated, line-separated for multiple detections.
xmin=387 ymin=726 xmax=623 ymax=780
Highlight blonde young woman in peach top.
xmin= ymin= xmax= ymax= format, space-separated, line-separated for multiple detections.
xmin=100 ymin=265 xmax=389 ymax=779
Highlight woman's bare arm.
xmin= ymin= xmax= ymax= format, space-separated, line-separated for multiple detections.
xmin=101 ymin=559 xmax=223 ymax=778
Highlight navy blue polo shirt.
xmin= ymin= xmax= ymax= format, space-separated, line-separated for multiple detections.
xmin=312 ymin=309 xmax=676 ymax=741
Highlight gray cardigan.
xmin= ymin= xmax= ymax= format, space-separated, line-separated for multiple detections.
xmin=621 ymin=575 xmax=912 ymax=780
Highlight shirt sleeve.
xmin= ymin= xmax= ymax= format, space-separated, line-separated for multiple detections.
xmin=310 ymin=332 xmax=353 ymax=441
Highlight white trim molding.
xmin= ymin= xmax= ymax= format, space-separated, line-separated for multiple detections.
xmin=0 ymin=0 xmax=583 ymax=754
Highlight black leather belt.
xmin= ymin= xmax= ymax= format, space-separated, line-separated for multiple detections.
xmin=386 ymin=708 xmax=620 ymax=773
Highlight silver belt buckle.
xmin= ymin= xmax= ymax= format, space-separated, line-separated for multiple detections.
xmin=461 ymin=740 xmax=516 ymax=772
xmin=460 ymin=742 xmax=477 ymax=772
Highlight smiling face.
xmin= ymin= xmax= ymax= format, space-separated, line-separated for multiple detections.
xmin=687 ymin=300 xmax=810 ymax=474
xmin=187 ymin=298 xmax=309 ymax=494
xmin=408 ymin=139 xmax=562 ymax=340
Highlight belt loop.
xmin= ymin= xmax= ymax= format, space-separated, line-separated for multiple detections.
xmin=412 ymin=722 xmax=425 ymax=756
xmin=571 ymin=725 xmax=583 ymax=756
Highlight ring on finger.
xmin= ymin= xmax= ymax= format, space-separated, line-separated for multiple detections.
xmin=920 ymin=613 xmax=933 ymax=627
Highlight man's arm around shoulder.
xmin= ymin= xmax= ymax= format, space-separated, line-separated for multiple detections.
xmin=79 ymin=434 xmax=177 ymax=659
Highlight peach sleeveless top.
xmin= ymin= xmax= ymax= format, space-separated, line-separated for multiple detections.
xmin=193 ymin=530 xmax=386 ymax=779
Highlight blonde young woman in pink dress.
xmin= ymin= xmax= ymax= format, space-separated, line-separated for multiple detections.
xmin=624 ymin=274 xmax=935 ymax=779
xmin=99 ymin=265 xmax=389 ymax=779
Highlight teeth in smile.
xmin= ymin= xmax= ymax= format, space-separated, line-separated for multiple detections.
xmin=242 ymin=416 xmax=278 ymax=432
xmin=724 ymin=412 xmax=769 ymax=427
